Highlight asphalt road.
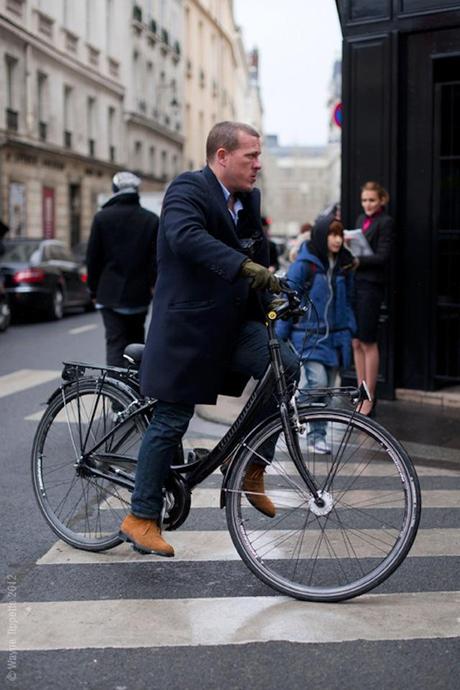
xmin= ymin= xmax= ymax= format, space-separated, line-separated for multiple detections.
xmin=0 ymin=310 xmax=459 ymax=689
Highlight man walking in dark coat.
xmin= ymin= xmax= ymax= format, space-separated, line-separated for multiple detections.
xmin=119 ymin=122 xmax=299 ymax=557
xmin=86 ymin=172 xmax=159 ymax=367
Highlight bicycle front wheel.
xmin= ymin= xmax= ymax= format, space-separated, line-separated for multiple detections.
xmin=32 ymin=378 xmax=149 ymax=551
xmin=226 ymin=407 xmax=421 ymax=602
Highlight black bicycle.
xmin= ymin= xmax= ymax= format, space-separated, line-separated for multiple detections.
xmin=31 ymin=286 xmax=421 ymax=602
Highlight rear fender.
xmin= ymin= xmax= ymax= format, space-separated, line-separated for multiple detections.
xmin=45 ymin=375 xmax=139 ymax=406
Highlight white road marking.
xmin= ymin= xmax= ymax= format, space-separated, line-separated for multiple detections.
xmin=0 ymin=591 xmax=458 ymax=651
xmin=0 ymin=369 xmax=60 ymax=399
xmin=25 ymin=410 xmax=46 ymax=421
xmin=68 ymin=324 xmax=98 ymax=335
xmin=404 ymin=441 xmax=460 ymax=463
xmin=189 ymin=488 xmax=459 ymax=509
xmin=37 ymin=527 xmax=460 ymax=565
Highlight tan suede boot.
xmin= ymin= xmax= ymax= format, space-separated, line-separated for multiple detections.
xmin=242 ymin=463 xmax=276 ymax=518
xmin=119 ymin=514 xmax=175 ymax=557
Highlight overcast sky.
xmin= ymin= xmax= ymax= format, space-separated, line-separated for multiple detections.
xmin=233 ymin=0 xmax=342 ymax=146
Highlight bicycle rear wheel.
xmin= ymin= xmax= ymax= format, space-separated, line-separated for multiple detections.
xmin=225 ymin=407 xmax=421 ymax=602
xmin=32 ymin=378 xmax=149 ymax=551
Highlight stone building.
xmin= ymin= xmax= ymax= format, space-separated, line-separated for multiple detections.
xmin=0 ymin=0 xmax=261 ymax=247
xmin=261 ymin=56 xmax=343 ymax=239
xmin=182 ymin=0 xmax=262 ymax=171
xmin=0 ymin=0 xmax=181 ymax=246
xmin=262 ymin=136 xmax=333 ymax=238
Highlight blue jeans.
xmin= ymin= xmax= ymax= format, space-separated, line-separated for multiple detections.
xmin=299 ymin=360 xmax=337 ymax=441
xmin=131 ymin=320 xmax=299 ymax=519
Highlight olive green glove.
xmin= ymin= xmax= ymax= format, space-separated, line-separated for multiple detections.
xmin=240 ymin=259 xmax=281 ymax=293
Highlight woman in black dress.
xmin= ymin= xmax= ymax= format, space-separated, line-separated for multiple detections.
xmin=352 ymin=182 xmax=393 ymax=416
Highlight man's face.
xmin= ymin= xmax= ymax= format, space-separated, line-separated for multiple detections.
xmin=219 ymin=131 xmax=262 ymax=192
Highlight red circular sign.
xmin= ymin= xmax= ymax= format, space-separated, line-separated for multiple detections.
xmin=333 ymin=102 xmax=343 ymax=128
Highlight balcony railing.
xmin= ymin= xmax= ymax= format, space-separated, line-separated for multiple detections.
xmin=64 ymin=130 xmax=72 ymax=148
xmin=6 ymin=108 xmax=18 ymax=131
xmin=39 ymin=121 xmax=47 ymax=141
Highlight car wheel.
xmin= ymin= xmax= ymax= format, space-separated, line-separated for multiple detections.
xmin=0 ymin=301 xmax=11 ymax=332
xmin=48 ymin=287 xmax=64 ymax=320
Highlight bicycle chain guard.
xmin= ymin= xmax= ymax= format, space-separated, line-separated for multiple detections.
xmin=162 ymin=470 xmax=191 ymax=531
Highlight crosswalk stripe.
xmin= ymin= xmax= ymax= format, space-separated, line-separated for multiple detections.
xmin=0 ymin=369 xmax=60 ymax=398
xmin=102 ymin=487 xmax=459 ymax=511
xmin=182 ymin=443 xmax=460 ymax=476
xmin=190 ymin=488 xmax=457 ymax=509
xmin=68 ymin=324 xmax=98 ymax=335
xmin=403 ymin=441 xmax=460 ymax=463
xmin=0 ymin=591 xmax=458 ymax=651
xmin=24 ymin=409 xmax=46 ymax=421
xmin=37 ymin=527 xmax=460 ymax=565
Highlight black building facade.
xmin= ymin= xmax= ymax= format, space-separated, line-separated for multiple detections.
xmin=336 ymin=0 xmax=460 ymax=396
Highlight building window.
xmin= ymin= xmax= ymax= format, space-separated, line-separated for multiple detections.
xmin=108 ymin=106 xmax=116 ymax=162
xmin=161 ymin=150 xmax=167 ymax=180
xmin=37 ymin=11 xmax=53 ymax=39
xmin=108 ymin=58 xmax=119 ymax=78
xmin=64 ymin=30 xmax=78 ymax=54
xmin=6 ymin=0 xmax=24 ymax=18
xmin=64 ymin=85 xmax=73 ymax=148
xmin=37 ymin=72 xmax=48 ymax=140
xmin=149 ymin=146 xmax=156 ymax=176
xmin=135 ymin=141 xmax=143 ymax=169
xmin=88 ymin=46 xmax=100 ymax=68
xmin=5 ymin=55 xmax=19 ymax=131
xmin=5 ymin=55 xmax=17 ymax=108
xmin=87 ymin=97 xmax=96 ymax=157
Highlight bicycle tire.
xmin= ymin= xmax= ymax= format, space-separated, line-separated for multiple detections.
xmin=31 ymin=377 xmax=149 ymax=551
xmin=225 ymin=407 xmax=421 ymax=602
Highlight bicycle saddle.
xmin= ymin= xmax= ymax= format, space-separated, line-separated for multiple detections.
xmin=123 ymin=343 xmax=145 ymax=368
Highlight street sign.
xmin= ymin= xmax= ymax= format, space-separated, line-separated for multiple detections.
xmin=333 ymin=102 xmax=343 ymax=128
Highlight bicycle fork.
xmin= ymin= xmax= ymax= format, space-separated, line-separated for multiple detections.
xmin=267 ymin=319 xmax=325 ymax=506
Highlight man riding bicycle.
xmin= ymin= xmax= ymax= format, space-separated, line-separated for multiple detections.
xmin=120 ymin=121 xmax=299 ymax=556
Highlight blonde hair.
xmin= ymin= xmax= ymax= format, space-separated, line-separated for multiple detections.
xmin=361 ymin=181 xmax=389 ymax=206
xmin=206 ymin=121 xmax=260 ymax=161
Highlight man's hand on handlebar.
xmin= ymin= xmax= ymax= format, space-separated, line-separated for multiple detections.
xmin=240 ymin=259 xmax=281 ymax=293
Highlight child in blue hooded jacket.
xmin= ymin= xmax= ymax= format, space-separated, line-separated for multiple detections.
xmin=276 ymin=217 xmax=356 ymax=453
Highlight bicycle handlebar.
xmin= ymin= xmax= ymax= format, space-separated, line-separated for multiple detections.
xmin=267 ymin=279 xmax=307 ymax=321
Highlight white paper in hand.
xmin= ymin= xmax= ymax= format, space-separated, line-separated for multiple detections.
xmin=344 ymin=229 xmax=374 ymax=257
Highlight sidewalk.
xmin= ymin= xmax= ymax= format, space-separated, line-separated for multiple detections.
xmin=196 ymin=384 xmax=460 ymax=466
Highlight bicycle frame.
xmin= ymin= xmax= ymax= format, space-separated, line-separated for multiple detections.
xmin=63 ymin=315 xmax=328 ymax=503
xmin=60 ymin=286 xmax=368 ymax=508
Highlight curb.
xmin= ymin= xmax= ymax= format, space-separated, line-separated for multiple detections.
xmin=396 ymin=387 xmax=460 ymax=409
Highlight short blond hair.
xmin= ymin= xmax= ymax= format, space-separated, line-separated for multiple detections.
xmin=206 ymin=121 xmax=260 ymax=161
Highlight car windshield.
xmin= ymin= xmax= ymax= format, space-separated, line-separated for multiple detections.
xmin=1 ymin=241 xmax=41 ymax=263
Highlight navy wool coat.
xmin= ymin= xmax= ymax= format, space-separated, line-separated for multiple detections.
xmin=140 ymin=166 xmax=269 ymax=404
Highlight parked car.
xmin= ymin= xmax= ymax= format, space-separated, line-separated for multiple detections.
xmin=0 ymin=238 xmax=92 ymax=320
xmin=0 ymin=275 xmax=11 ymax=332
xmin=71 ymin=240 xmax=88 ymax=265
